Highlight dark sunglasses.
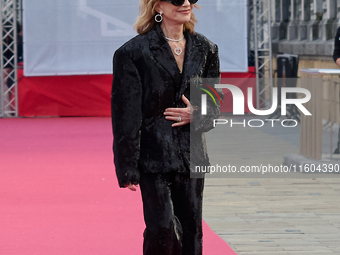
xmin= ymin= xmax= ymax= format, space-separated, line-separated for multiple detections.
xmin=161 ymin=0 xmax=198 ymax=6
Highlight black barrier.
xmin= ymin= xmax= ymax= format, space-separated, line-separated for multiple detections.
xmin=268 ymin=54 xmax=300 ymax=122
xmin=277 ymin=54 xmax=299 ymax=80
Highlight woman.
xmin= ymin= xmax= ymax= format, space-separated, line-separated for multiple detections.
xmin=111 ymin=0 xmax=222 ymax=254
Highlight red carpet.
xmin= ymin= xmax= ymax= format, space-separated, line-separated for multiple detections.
xmin=0 ymin=117 xmax=236 ymax=255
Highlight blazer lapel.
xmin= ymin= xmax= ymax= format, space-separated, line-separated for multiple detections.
xmin=148 ymin=25 xmax=181 ymax=81
xmin=179 ymin=33 xmax=204 ymax=96
xmin=148 ymin=25 xmax=206 ymax=98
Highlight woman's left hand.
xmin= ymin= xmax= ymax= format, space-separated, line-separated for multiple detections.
xmin=164 ymin=95 xmax=193 ymax=127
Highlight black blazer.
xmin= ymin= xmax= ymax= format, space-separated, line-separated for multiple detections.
xmin=111 ymin=24 xmax=222 ymax=188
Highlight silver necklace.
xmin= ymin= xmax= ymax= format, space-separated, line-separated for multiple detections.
xmin=165 ymin=35 xmax=184 ymax=56
xmin=164 ymin=35 xmax=184 ymax=42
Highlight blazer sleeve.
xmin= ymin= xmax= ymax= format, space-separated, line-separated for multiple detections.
xmin=191 ymin=44 xmax=223 ymax=132
xmin=333 ymin=27 xmax=340 ymax=63
xmin=111 ymin=48 xmax=142 ymax=188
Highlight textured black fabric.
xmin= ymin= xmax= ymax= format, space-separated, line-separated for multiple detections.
xmin=140 ymin=172 xmax=204 ymax=255
xmin=111 ymin=24 xmax=222 ymax=188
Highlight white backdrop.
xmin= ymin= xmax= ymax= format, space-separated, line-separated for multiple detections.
xmin=23 ymin=0 xmax=247 ymax=76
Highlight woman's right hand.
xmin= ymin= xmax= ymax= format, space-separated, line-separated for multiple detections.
xmin=124 ymin=183 xmax=138 ymax=191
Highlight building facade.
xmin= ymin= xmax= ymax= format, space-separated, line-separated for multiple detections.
xmin=272 ymin=0 xmax=340 ymax=70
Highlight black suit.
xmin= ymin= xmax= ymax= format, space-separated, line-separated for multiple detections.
xmin=111 ymin=24 xmax=222 ymax=255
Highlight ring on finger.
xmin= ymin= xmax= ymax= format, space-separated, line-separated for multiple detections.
xmin=177 ymin=116 xmax=181 ymax=122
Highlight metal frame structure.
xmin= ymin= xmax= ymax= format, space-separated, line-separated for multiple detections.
xmin=249 ymin=0 xmax=273 ymax=109
xmin=1 ymin=0 xmax=18 ymax=117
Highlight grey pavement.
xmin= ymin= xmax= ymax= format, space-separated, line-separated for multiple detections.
xmin=202 ymin=115 xmax=340 ymax=255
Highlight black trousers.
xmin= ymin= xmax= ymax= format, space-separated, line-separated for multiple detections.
xmin=139 ymin=171 xmax=204 ymax=255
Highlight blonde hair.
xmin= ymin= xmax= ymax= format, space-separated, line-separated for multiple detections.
xmin=134 ymin=0 xmax=199 ymax=34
